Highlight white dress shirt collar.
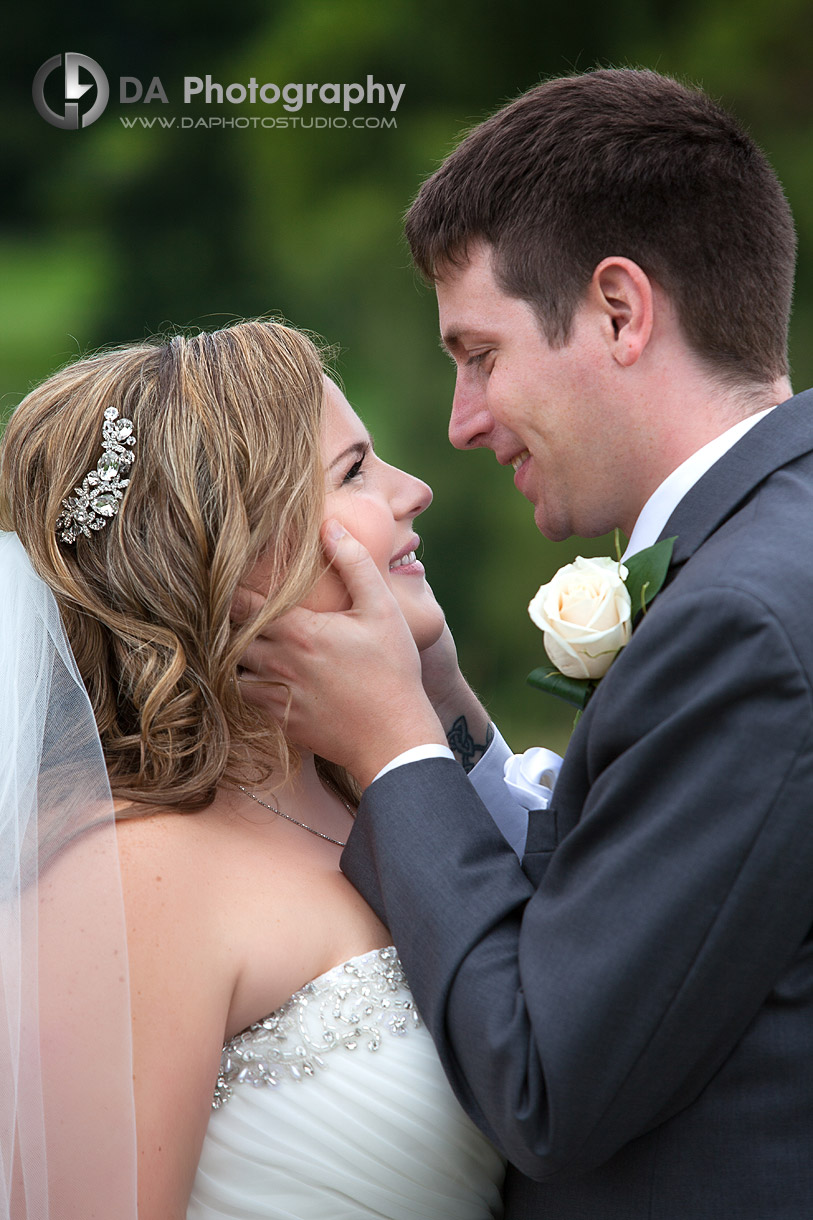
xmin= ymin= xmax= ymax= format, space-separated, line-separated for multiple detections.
xmin=623 ymin=406 xmax=776 ymax=559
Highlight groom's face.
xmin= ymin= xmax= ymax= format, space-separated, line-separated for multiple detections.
xmin=436 ymin=242 xmax=632 ymax=541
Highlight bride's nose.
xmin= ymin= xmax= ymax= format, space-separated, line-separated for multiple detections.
xmin=391 ymin=467 xmax=433 ymax=518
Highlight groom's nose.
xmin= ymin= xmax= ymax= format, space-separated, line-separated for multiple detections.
xmin=448 ymin=377 xmax=494 ymax=450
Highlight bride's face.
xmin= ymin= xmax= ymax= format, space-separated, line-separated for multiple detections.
xmin=304 ymin=379 xmax=446 ymax=651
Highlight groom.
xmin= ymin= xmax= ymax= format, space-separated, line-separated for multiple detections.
xmin=247 ymin=70 xmax=813 ymax=1215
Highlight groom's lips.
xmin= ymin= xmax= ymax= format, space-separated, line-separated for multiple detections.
xmin=510 ymin=449 xmax=531 ymax=473
xmin=506 ymin=449 xmax=532 ymax=493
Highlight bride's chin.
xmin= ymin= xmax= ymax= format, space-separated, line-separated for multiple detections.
xmin=389 ymin=575 xmax=446 ymax=650
xmin=404 ymin=601 xmax=447 ymax=651
xmin=417 ymin=617 xmax=448 ymax=651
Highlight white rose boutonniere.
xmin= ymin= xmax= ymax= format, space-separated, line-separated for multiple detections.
xmin=527 ymin=534 xmax=676 ymax=712
xmin=528 ymin=555 xmax=632 ymax=680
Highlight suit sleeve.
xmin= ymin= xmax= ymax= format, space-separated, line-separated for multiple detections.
xmin=341 ymin=584 xmax=813 ymax=1179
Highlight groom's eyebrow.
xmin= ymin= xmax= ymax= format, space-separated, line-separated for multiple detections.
xmin=439 ymin=330 xmax=470 ymax=359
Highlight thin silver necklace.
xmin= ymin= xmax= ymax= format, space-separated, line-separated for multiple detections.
xmin=237 ymin=781 xmax=354 ymax=847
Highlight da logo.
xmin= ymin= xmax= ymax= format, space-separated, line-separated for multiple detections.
xmin=33 ymin=53 xmax=109 ymax=129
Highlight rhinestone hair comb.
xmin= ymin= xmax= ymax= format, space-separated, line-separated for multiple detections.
xmin=56 ymin=407 xmax=136 ymax=544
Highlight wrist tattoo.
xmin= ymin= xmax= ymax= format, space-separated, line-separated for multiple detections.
xmin=447 ymin=716 xmax=494 ymax=773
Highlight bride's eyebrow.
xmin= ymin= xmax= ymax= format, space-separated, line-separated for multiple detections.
xmin=328 ymin=436 xmax=373 ymax=471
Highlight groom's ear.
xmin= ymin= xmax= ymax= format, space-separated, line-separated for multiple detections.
xmin=589 ymin=257 xmax=654 ymax=368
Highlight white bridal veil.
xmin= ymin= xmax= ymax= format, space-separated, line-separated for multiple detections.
xmin=0 ymin=532 xmax=138 ymax=1218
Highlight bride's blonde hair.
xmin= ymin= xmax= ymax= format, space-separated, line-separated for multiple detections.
xmin=0 ymin=320 xmax=338 ymax=810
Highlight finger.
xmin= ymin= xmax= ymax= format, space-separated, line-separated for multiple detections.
xmin=321 ymin=520 xmax=394 ymax=612
xmin=237 ymin=669 xmax=292 ymax=722
xmin=230 ymin=584 xmax=268 ymax=625
xmin=238 ymin=638 xmax=288 ymax=679
xmin=253 ymin=603 xmax=319 ymax=645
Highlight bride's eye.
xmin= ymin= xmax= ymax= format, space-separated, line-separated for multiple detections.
xmin=342 ymin=456 xmax=365 ymax=484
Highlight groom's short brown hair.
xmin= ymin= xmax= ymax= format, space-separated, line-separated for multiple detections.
xmin=405 ymin=68 xmax=796 ymax=386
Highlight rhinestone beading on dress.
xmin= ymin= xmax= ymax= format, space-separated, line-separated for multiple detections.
xmin=212 ymin=946 xmax=420 ymax=1108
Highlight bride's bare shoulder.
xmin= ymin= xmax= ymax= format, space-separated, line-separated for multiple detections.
xmin=117 ymin=802 xmax=201 ymax=865
xmin=115 ymin=802 xmax=241 ymax=1033
xmin=115 ymin=803 xmax=254 ymax=966
xmin=115 ymin=802 xmax=232 ymax=907
xmin=114 ymin=797 xmax=274 ymax=954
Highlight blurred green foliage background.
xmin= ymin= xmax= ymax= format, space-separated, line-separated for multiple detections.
xmin=3 ymin=0 xmax=812 ymax=753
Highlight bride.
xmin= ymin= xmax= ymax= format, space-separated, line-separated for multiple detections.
xmin=0 ymin=321 xmax=504 ymax=1219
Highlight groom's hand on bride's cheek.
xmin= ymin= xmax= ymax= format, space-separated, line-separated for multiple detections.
xmin=230 ymin=585 xmax=297 ymax=727
xmin=234 ymin=522 xmax=446 ymax=786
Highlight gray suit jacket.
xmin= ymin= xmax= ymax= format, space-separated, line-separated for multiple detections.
xmin=342 ymin=390 xmax=813 ymax=1218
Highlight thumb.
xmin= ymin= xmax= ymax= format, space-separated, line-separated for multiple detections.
xmin=322 ymin=519 xmax=390 ymax=610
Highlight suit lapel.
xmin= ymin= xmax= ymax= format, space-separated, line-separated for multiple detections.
xmin=540 ymin=390 xmax=813 ymax=864
xmin=659 ymin=389 xmax=813 ymax=567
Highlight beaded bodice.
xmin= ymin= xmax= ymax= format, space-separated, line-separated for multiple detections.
xmin=213 ymin=946 xmax=421 ymax=1106
xmin=189 ymin=946 xmax=505 ymax=1219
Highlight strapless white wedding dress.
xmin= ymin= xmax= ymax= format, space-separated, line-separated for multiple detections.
xmin=187 ymin=946 xmax=504 ymax=1219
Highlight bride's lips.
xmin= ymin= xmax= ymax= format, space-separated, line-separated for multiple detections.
xmin=389 ymin=534 xmax=424 ymax=575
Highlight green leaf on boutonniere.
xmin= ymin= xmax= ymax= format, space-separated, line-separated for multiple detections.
xmin=623 ymin=535 xmax=676 ymax=618
xmin=527 ymin=642 xmax=595 ymax=709
xmin=527 ymin=666 xmax=594 ymax=709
